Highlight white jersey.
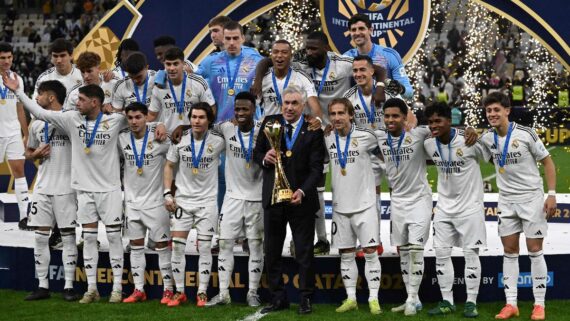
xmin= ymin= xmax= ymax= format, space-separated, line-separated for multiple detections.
xmin=480 ymin=122 xmax=550 ymax=202
xmin=166 ymin=130 xmax=225 ymax=206
xmin=149 ymin=73 xmax=215 ymax=134
xmin=33 ymin=66 xmax=83 ymax=99
xmin=378 ymin=126 xmax=431 ymax=202
xmin=27 ymin=118 xmax=73 ymax=195
xmin=424 ymin=130 xmax=490 ymax=215
xmin=0 ymin=72 xmax=24 ymax=137
xmin=294 ymin=52 xmax=353 ymax=123
xmin=63 ymin=76 xmax=119 ymax=110
xmin=16 ymin=89 xmax=126 ymax=192
xmin=259 ymin=66 xmax=317 ymax=116
xmin=111 ymin=70 xmax=157 ymax=110
xmin=112 ymin=65 xmax=126 ymax=79
xmin=215 ymin=121 xmax=262 ymax=201
xmin=118 ymin=124 xmax=170 ymax=210
xmin=326 ymin=126 xmax=378 ymax=213
xmin=344 ymin=83 xmax=402 ymax=131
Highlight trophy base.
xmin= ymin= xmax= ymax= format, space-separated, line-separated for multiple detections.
xmin=273 ymin=188 xmax=293 ymax=204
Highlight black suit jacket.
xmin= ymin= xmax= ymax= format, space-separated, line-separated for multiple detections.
xmin=253 ymin=114 xmax=325 ymax=213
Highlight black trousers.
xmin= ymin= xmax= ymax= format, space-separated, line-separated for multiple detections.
xmin=263 ymin=204 xmax=315 ymax=303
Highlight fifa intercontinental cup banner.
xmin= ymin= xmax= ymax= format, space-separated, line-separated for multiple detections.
xmin=320 ymin=0 xmax=430 ymax=63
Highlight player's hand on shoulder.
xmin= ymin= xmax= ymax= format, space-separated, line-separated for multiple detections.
xmin=464 ymin=127 xmax=479 ymax=146
xmin=101 ymin=70 xmax=114 ymax=82
xmin=305 ymin=114 xmax=322 ymax=131
xmin=155 ymin=124 xmax=168 ymax=142
xmin=324 ymin=124 xmax=333 ymax=137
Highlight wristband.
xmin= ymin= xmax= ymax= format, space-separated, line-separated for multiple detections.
xmin=548 ymin=190 xmax=556 ymax=196
xmin=163 ymin=189 xmax=172 ymax=197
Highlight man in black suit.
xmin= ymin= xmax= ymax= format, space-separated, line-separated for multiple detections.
xmin=253 ymin=85 xmax=325 ymax=315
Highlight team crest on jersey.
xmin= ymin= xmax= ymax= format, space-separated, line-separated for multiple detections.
xmin=76 ymin=80 xmax=82 ymax=85
xmin=101 ymin=120 xmax=110 ymax=130
xmin=329 ymin=71 xmax=336 ymax=80
xmin=207 ymin=144 xmax=214 ymax=154
xmin=242 ymin=66 xmax=249 ymax=73
xmin=456 ymin=148 xmax=463 ymax=157
xmin=147 ymin=141 xmax=153 ymax=150
xmin=512 ymin=139 xmax=519 ymax=148
xmin=105 ymin=89 xmax=111 ymax=97
xmin=405 ymin=136 xmax=412 ymax=144
xmin=351 ymin=138 xmax=358 ymax=148
xmin=186 ymin=89 xmax=192 ymax=97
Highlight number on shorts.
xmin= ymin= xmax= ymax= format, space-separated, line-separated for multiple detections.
xmin=173 ymin=207 xmax=183 ymax=220
xmin=29 ymin=202 xmax=38 ymax=215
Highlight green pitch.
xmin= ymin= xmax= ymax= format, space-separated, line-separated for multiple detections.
xmin=2 ymin=289 xmax=570 ymax=321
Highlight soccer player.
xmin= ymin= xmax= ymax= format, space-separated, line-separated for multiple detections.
xmin=23 ymin=80 xmax=79 ymax=302
xmin=118 ymin=102 xmax=173 ymax=304
xmin=152 ymin=35 xmax=198 ymax=89
xmin=163 ymin=103 xmax=225 ymax=307
xmin=208 ymin=16 xmax=233 ymax=52
xmin=206 ymin=92 xmax=263 ymax=307
xmin=423 ymin=103 xmax=489 ymax=318
xmin=111 ymin=52 xmax=156 ymax=111
xmin=148 ymin=47 xmax=216 ymax=134
xmin=112 ymin=38 xmax=140 ymax=79
xmin=33 ymin=38 xmax=82 ymax=99
xmin=343 ymin=14 xmax=413 ymax=99
xmin=325 ymin=98 xmax=382 ymax=315
xmin=377 ymin=98 xmax=431 ymax=316
xmin=479 ymin=92 xmax=557 ymax=321
xmin=0 ymin=42 xmax=30 ymax=230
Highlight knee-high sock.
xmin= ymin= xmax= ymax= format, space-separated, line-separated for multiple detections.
xmin=435 ymin=247 xmax=454 ymax=304
xmin=364 ymin=251 xmax=381 ymax=301
xmin=315 ymin=188 xmax=327 ymax=242
xmin=218 ymin=238 xmax=234 ymax=295
xmin=106 ymin=225 xmax=123 ymax=292
xmin=464 ymin=248 xmax=481 ymax=304
xmin=60 ymin=230 xmax=77 ymax=289
xmin=503 ymin=253 xmax=519 ymax=306
xmin=340 ymin=251 xmax=358 ymax=300
xmin=156 ymin=246 xmax=173 ymax=291
xmin=399 ymin=245 xmax=411 ymax=298
xmin=248 ymin=238 xmax=263 ymax=293
xmin=14 ymin=177 xmax=29 ymax=221
xmin=529 ymin=250 xmax=547 ymax=306
xmin=130 ymin=245 xmax=145 ymax=291
xmin=197 ymin=235 xmax=213 ymax=294
xmin=171 ymin=237 xmax=187 ymax=293
xmin=83 ymin=227 xmax=99 ymax=291
xmin=34 ymin=230 xmax=50 ymax=289
xmin=408 ymin=245 xmax=425 ymax=302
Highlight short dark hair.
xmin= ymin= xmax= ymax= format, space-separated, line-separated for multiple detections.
xmin=307 ymin=31 xmax=329 ymax=46
xmin=153 ymin=35 xmax=176 ymax=48
xmin=208 ymin=16 xmax=232 ymax=28
xmin=273 ymin=39 xmax=292 ymax=49
xmin=124 ymin=52 xmax=147 ymax=74
xmin=328 ymin=97 xmax=355 ymax=117
xmin=235 ymin=91 xmax=256 ymax=108
xmin=482 ymin=91 xmax=511 ymax=108
xmin=0 ymin=42 xmax=13 ymax=54
xmin=38 ymin=80 xmax=66 ymax=105
xmin=163 ymin=47 xmax=184 ymax=62
xmin=424 ymin=102 xmax=451 ymax=119
xmin=125 ymin=101 xmax=148 ymax=115
xmin=76 ymin=51 xmax=101 ymax=71
xmin=190 ymin=102 xmax=215 ymax=128
xmin=353 ymin=55 xmax=373 ymax=67
xmin=348 ymin=13 xmax=372 ymax=29
xmin=383 ymin=97 xmax=408 ymax=115
xmin=223 ymin=20 xmax=243 ymax=35
xmin=78 ymin=84 xmax=105 ymax=104
xmin=49 ymin=38 xmax=73 ymax=54
xmin=116 ymin=38 xmax=139 ymax=64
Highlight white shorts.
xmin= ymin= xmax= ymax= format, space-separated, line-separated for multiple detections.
xmin=433 ymin=207 xmax=487 ymax=249
xmin=219 ymin=197 xmax=263 ymax=240
xmin=497 ymin=195 xmax=548 ymax=238
xmin=77 ymin=189 xmax=123 ymax=226
xmin=126 ymin=205 xmax=171 ymax=242
xmin=390 ymin=195 xmax=432 ymax=246
xmin=332 ymin=205 xmax=380 ymax=250
xmin=27 ymin=193 xmax=77 ymax=229
xmin=171 ymin=203 xmax=218 ymax=236
xmin=0 ymin=135 xmax=25 ymax=162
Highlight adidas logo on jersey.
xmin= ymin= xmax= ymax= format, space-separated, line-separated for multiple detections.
xmin=208 ymin=227 xmax=215 ymax=232
xmin=114 ymin=217 xmax=121 ymax=222
xmin=70 ymin=220 xmax=77 ymax=226
xmin=368 ymin=238 xmax=376 ymax=244
xmin=230 ymin=136 xmax=238 ymax=142
xmin=329 ymin=143 xmax=336 ymax=149
xmin=432 ymin=151 xmax=440 ymax=158
xmin=163 ymin=93 xmax=172 ymax=100
xmin=217 ymin=67 xmax=226 ymax=73
xmin=250 ymin=268 xmax=261 ymax=273
xmin=535 ymin=230 xmax=543 ymax=236
xmin=161 ymin=234 xmax=168 ymax=239
xmin=124 ymin=145 xmax=132 ymax=151
xmin=536 ymin=284 xmax=546 ymax=289
xmin=466 ymin=274 xmax=477 ymax=279
xmin=475 ymin=240 xmax=483 ymax=245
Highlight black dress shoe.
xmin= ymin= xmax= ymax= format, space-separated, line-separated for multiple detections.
xmin=25 ymin=288 xmax=50 ymax=301
xmin=298 ymin=298 xmax=312 ymax=315
xmin=260 ymin=300 xmax=290 ymax=314
xmin=62 ymin=288 xmax=80 ymax=301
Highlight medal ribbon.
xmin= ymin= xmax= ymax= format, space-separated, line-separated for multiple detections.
xmin=225 ymin=52 xmax=243 ymax=93
xmin=43 ymin=122 xmax=55 ymax=144
xmin=85 ymin=112 xmax=103 ymax=150
xmin=237 ymin=125 xmax=255 ymax=164
xmin=312 ymin=58 xmax=330 ymax=97
xmin=271 ymin=67 xmax=292 ymax=107
xmin=335 ymin=127 xmax=352 ymax=172
xmin=357 ymin=85 xmax=376 ymax=126
xmin=0 ymin=84 xmax=8 ymax=100
xmin=130 ymin=127 xmax=149 ymax=171
xmin=284 ymin=116 xmax=304 ymax=152
xmin=190 ymin=132 xmax=208 ymax=171
xmin=133 ymin=73 xmax=149 ymax=104
xmin=387 ymin=130 xmax=405 ymax=171
xmin=436 ymin=128 xmax=455 ymax=177
xmin=168 ymin=72 xmax=187 ymax=118
xmin=494 ymin=122 xmax=514 ymax=169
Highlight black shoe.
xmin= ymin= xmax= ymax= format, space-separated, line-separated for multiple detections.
xmin=18 ymin=217 xmax=34 ymax=231
xmin=298 ymin=297 xmax=312 ymax=314
xmin=261 ymin=300 xmax=290 ymax=314
xmin=313 ymin=240 xmax=330 ymax=255
xmin=62 ymin=288 xmax=80 ymax=301
xmin=24 ymin=288 xmax=50 ymax=301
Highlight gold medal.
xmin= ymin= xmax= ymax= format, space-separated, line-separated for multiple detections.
xmin=178 ymin=114 xmax=183 ymax=120
xmin=341 ymin=168 xmax=347 ymax=176
xmin=137 ymin=168 xmax=143 ymax=175
xmin=192 ymin=168 xmax=198 ymax=174
xmin=0 ymin=99 xmax=6 ymax=105
xmin=499 ymin=167 xmax=506 ymax=174
xmin=286 ymin=150 xmax=292 ymax=157
xmin=246 ymin=162 xmax=251 ymax=169
xmin=84 ymin=147 xmax=91 ymax=154
xmin=227 ymin=88 xmax=235 ymax=96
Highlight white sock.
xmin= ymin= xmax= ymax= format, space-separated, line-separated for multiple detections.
xmin=435 ymin=247 xmax=454 ymax=304
xmin=340 ymin=252 xmax=357 ymax=300
xmin=464 ymin=248 xmax=481 ymax=304
xmin=106 ymin=225 xmax=124 ymax=292
xmin=34 ymin=230 xmax=50 ymax=289
xmin=156 ymin=246 xmax=173 ymax=291
xmin=130 ymin=245 xmax=145 ymax=291
xmin=399 ymin=246 xmax=411 ymax=299
xmin=529 ymin=250 xmax=547 ymax=307
xmin=197 ymin=235 xmax=213 ymax=294
xmin=408 ymin=245 xmax=425 ymax=303
xmin=364 ymin=251 xmax=381 ymax=301
xmin=218 ymin=239 xmax=234 ymax=296
xmin=503 ymin=253 xmax=519 ymax=307
xmin=14 ymin=177 xmax=30 ymax=221
xmin=248 ymin=238 xmax=263 ymax=292
xmin=315 ymin=188 xmax=327 ymax=242
xmin=83 ymin=227 xmax=99 ymax=292
xmin=60 ymin=230 xmax=77 ymax=289
xmin=376 ymin=193 xmax=382 ymax=241
xmin=171 ymin=237 xmax=187 ymax=292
